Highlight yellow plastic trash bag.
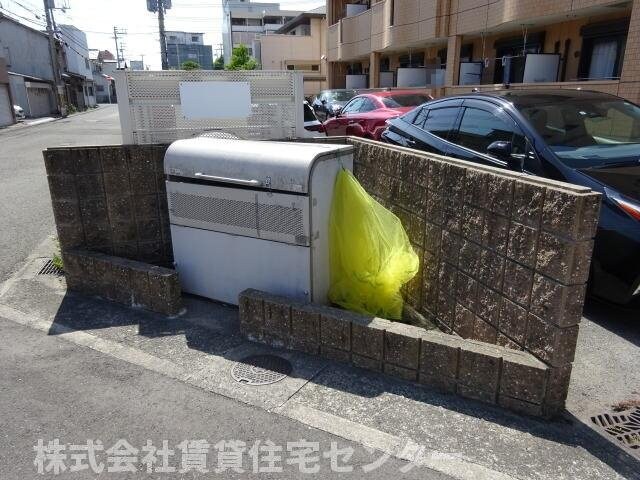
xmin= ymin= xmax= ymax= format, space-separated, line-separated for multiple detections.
xmin=328 ymin=169 xmax=419 ymax=320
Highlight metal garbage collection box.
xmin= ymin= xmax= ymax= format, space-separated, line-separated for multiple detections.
xmin=164 ymin=138 xmax=354 ymax=305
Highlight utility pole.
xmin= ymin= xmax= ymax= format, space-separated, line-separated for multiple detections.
xmin=43 ymin=0 xmax=66 ymax=116
xmin=158 ymin=0 xmax=168 ymax=70
xmin=113 ymin=26 xmax=120 ymax=68
xmin=113 ymin=27 xmax=127 ymax=69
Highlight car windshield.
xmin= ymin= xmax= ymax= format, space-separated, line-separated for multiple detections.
xmin=325 ymin=90 xmax=357 ymax=102
xmin=518 ymin=97 xmax=640 ymax=168
xmin=382 ymin=94 xmax=431 ymax=108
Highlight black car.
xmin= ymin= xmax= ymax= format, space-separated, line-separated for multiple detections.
xmin=382 ymin=90 xmax=640 ymax=305
xmin=311 ymin=89 xmax=360 ymax=122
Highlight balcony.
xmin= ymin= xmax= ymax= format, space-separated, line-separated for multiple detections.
xmin=443 ymin=79 xmax=621 ymax=97
xmin=328 ymin=0 xmax=442 ymax=62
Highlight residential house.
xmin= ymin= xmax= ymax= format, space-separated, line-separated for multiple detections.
xmin=165 ymin=31 xmax=213 ymax=69
xmin=326 ymin=0 xmax=640 ymax=105
xmin=0 ymin=13 xmax=56 ymax=118
xmin=255 ymin=6 xmax=327 ymax=96
xmin=222 ymin=0 xmax=301 ymax=62
xmin=90 ymin=50 xmax=117 ymax=104
xmin=59 ymin=25 xmax=96 ymax=110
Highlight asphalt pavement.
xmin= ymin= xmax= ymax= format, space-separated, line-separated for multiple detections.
xmin=0 ymin=106 xmax=122 ymax=284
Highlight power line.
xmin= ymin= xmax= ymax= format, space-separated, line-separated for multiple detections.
xmin=0 ymin=5 xmax=46 ymax=27
xmin=7 ymin=0 xmax=44 ymax=18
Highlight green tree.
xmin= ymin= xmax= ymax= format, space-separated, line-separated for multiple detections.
xmin=225 ymin=44 xmax=258 ymax=70
xmin=213 ymin=55 xmax=224 ymax=70
xmin=181 ymin=60 xmax=201 ymax=70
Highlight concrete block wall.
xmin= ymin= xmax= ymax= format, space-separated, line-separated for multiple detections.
xmin=347 ymin=139 xmax=600 ymax=413
xmin=239 ymin=289 xmax=553 ymax=417
xmin=63 ymin=249 xmax=182 ymax=315
xmin=295 ymin=136 xmax=600 ymax=414
xmin=44 ymin=145 xmax=180 ymax=315
xmin=44 ymin=139 xmax=601 ymax=415
xmin=43 ymin=145 xmax=173 ymax=267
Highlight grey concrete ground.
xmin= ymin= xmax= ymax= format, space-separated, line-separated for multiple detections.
xmin=0 ymin=104 xmax=638 ymax=479
xmin=1 ymin=316 xmax=454 ymax=479
xmin=0 ymin=240 xmax=638 ymax=480
xmin=0 ymin=106 xmax=121 ymax=284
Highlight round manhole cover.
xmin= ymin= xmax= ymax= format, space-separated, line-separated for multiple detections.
xmin=231 ymin=355 xmax=292 ymax=386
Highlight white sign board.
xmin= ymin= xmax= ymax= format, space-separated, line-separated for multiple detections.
xmin=179 ymin=81 xmax=251 ymax=120
xmin=523 ymin=54 xmax=559 ymax=83
xmin=459 ymin=62 xmax=483 ymax=85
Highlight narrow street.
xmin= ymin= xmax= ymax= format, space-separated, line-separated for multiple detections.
xmin=0 ymin=106 xmax=122 ymax=283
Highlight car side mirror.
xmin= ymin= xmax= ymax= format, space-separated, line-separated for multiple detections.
xmin=487 ymin=140 xmax=512 ymax=159
xmin=487 ymin=140 xmax=522 ymax=169
xmin=333 ymin=106 xmax=343 ymax=117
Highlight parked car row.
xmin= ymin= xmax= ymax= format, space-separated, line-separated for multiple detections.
xmin=382 ymin=89 xmax=640 ymax=305
xmin=305 ymin=89 xmax=433 ymax=141
xmin=305 ymin=87 xmax=640 ymax=305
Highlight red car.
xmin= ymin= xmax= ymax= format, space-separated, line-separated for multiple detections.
xmin=324 ymin=90 xmax=432 ymax=140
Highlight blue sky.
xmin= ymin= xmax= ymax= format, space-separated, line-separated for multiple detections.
xmin=1 ymin=0 xmax=324 ymax=68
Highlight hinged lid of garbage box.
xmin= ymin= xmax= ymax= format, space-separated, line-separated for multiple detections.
xmin=164 ymin=138 xmax=352 ymax=194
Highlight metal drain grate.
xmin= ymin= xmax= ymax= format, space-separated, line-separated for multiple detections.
xmin=231 ymin=355 xmax=292 ymax=386
xmin=38 ymin=259 xmax=64 ymax=276
xmin=591 ymin=407 xmax=640 ymax=455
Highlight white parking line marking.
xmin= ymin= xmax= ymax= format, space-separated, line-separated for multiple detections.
xmin=0 ymin=301 xmax=518 ymax=480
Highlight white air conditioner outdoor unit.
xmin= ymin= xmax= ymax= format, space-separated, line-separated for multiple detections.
xmin=164 ymin=138 xmax=353 ymax=305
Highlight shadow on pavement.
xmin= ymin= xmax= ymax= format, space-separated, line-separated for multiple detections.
xmin=45 ymin=291 xmax=640 ymax=479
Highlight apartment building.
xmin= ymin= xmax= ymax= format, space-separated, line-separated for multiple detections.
xmin=326 ymin=0 xmax=640 ymax=103
xmin=166 ymin=31 xmax=214 ymax=69
xmin=59 ymin=25 xmax=96 ymax=110
xmin=222 ymin=0 xmax=302 ymax=62
xmin=255 ymin=6 xmax=327 ymax=96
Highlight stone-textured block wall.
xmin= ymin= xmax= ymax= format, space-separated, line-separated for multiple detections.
xmin=44 ymin=145 xmax=172 ymax=267
xmin=347 ymin=139 xmax=601 ymax=413
xmin=240 ymin=289 xmax=554 ymax=417
xmin=45 ymin=139 xmax=602 ymax=414
xmin=63 ymin=249 xmax=182 ymax=315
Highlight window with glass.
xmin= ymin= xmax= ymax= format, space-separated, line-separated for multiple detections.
xmin=578 ymin=19 xmax=628 ymax=80
xmin=411 ymin=107 xmax=429 ymax=127
xmin=358 ymin=98 xmax=377 ymax=113
xmin=519 ymin=97 xmax=640 ymax=168
xmin=342 ymin=98 xmax=364 ymax=114
xmin=382 ymin=94 xmax=431 ymax=108
xmin=422 ymin=107 xmax=459 ymax=139
xmin=323 ymin=90 xmax=357 ymax=103
xmin=455 ymin=108 xmax=526 ymax=156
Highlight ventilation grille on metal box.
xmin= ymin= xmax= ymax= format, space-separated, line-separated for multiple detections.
xmin=170 ymin=192 xmax=305 ymax=237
